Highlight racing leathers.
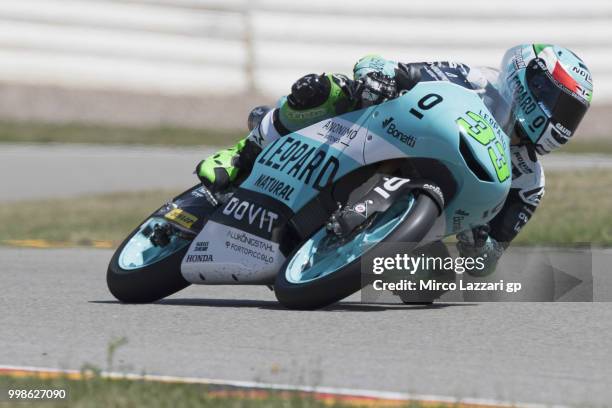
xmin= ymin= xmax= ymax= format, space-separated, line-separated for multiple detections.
xmin=196 ymin=56 xmax=545 ymax=276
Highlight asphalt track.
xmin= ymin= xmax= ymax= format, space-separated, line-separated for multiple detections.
xmin=2 ymin=144 xmax=612 ymax=202
xmin=2 ymin=247 xmax=612 ymax=407
xmin=2 ymin=144 xmax=612 ymax=406
xmin=0 ymin=144 xmax=215 ymax=202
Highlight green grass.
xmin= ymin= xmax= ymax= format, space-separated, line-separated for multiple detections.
xmin=0 ymin=190 xmax=180 ymax=246
xmin=559 ymin=138 xmax=612 ymax=155
xmin=513 ymin=169 xmax=612 ymax=246
xmin=0 ymin=375 xmax=449 ymax=408
xmin=0 ymin=170 xmax=611 ymax=247
xmin=0 ymin=376 xmax=358 ymax=408
xmin=0 ymin=120 xmax=242 ymax=146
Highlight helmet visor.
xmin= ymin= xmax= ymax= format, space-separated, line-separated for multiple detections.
xmin=525 ymin=58 xmax=589 ymax=136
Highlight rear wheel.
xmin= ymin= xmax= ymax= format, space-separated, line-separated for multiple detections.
xmin=107 ymin=217 xmax=193 ymax=303
xmin=274 ymin=193 xmax=439 ymax=310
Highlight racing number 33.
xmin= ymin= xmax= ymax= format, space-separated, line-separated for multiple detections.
xmin=456 ymin=111 xmax=510 ymax=182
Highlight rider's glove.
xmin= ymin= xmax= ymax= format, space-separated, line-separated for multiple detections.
xmin=456 ymin=225 xmax=504 ymax=277
xmin=356 ymin=71 xmax=398 ymax=107
xmin=196 ymin=138 xmax=246 ymax=191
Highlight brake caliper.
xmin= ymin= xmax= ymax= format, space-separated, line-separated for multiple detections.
xmin=326 ymin=176 xmax=444 ymax=238
xmin=326 ymin=201 xmax=373 ymax=237
xmin=149 ymin=223 xmax=174 ymax=247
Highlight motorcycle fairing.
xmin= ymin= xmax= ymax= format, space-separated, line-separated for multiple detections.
xmin=153 ymin=185 xmax=221 ymax=233
xmin=180 ymin=111 xmax=374 ymax=284
xmin=362 ymin=82 xmax=512 ymax=238
xmin=238 ymin=81 xmax=510 ymax=238
xmin=180 ymin=220 xmax=284 ymax=284
xmin=181 ymin=81 xmax=512 ymax=284
xmin=180 ymin=188 xmax=294 ymax=284
xmin=241 ymin=111 xmax=373 ymax=210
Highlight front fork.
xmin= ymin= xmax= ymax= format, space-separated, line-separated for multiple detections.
xmin=327 ymin=175 xmax=444 ymax=237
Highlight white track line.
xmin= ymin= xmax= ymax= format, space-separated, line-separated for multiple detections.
xmin=0 ymin=364 xmax=567 ymax=408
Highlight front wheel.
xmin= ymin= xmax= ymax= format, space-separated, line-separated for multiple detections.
xmin=107 ymin=217 xmax=193 ymax=303
xmin=274 ymin=192 xmax=439 ymax=310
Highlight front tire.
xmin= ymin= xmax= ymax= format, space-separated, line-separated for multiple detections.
xmin=274 ymin=193 xmax=439 ymax=310
xmin=107 ymin=220 xmax=191 ymax=303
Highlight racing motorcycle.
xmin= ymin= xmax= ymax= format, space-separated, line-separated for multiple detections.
xmin=107 ymin=81 xmax=512 ymax=309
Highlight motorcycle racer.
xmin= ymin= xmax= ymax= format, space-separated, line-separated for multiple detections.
xmin=195 ymin=44 xmax=593 ymax=276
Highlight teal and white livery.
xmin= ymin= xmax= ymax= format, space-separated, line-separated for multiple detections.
xmin=109 ymin=78 xmax=512 ymax=308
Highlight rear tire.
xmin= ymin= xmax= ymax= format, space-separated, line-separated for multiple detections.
xmin=274 ymin=194 xmax=439 ymax=310
xmin=107 ymin=227 xmax=191 ymax=303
